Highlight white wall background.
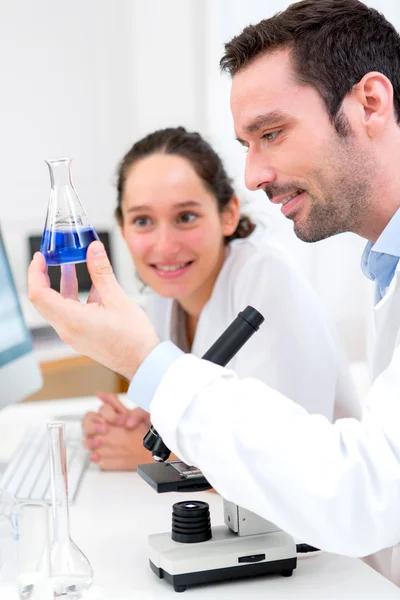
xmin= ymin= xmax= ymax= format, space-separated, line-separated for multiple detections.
xmin=0 ymin=0 xmax=398 ymax=362
xmin=0 ymin=0 xmax=135 ymax=294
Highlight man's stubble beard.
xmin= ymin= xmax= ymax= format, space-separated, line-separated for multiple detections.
xmin=292 ymin=138 xmax=375 ymax=243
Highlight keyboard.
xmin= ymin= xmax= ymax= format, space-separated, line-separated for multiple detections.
xmin=0 ymin=421 xmax=89 ymax=503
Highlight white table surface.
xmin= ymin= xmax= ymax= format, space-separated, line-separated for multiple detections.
xmin=1 ymin=397 xmax=400 ymax=599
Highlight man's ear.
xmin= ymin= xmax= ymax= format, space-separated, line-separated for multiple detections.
xmin=353 ymin=71 xmax=394 ymax=137
xmin=222 ymin=195 xmax=241 ymax=236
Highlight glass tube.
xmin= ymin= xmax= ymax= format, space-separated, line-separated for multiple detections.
xmin=47 ymin=422 xmax=93 ymax=598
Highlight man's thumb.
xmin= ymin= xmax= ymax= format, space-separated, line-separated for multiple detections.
xmin=86 ymin=241 xmax=120 ymax=305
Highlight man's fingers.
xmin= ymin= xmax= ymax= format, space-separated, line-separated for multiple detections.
xmin=28 ymin=252 xmax=49 ymax=285
xmin=60 ymin=263 xmax=79 ymax=300
xmin=87 ymin=284 xmax=100 ymax=304
xmin=86 ymin=242 xmax=123 ymax=306
xmin=28 ymin=253 xmax=68 ymax=321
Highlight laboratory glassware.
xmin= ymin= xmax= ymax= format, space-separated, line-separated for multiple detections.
xmin=15 ymin=501 xmax=52 ymax=600
xmin=47 ymin=421 xmax=93 ymax=598
xmin=40 ymin=158 xmax=99 ymax=266
xmin=0 ymin=489 xmax=17 ymax=584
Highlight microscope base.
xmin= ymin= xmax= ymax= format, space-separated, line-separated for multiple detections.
xmin=148 ymin=525 xmax=297 ymax=593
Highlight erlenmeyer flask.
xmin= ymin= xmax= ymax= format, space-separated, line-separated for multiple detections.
xmin=40 ymin=158 xmax=99 ymax=266
xmin=47 ymin=422 xmax=93 ymax=598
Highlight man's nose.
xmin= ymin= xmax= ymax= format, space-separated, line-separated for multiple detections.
xmin=245 ymin=151 xmax=277 ymax=192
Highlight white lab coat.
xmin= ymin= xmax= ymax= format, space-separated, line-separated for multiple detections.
xmin=364 ymin=266 xmax=400 ymax=581
xmin=149 ymin=254 xmax=400 ymax=573
xmin=144 ymin=229 xmax=359 ymax=420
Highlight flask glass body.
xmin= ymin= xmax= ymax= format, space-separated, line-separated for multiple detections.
xmin=40 ymin=158 xmax=99 ymax=266
xmin=47 ymin=421 xmax=93 ymax=598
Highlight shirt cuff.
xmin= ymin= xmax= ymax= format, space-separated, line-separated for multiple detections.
xmin=127 ymin=341 xmax=185 ymax=412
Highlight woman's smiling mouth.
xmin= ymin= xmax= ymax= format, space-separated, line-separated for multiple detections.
xmin=151 ymin=261 xmax=194 ymax=278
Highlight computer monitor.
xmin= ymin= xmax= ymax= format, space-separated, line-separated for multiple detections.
xmin=0 ymin=229 xmax=42 ymax=409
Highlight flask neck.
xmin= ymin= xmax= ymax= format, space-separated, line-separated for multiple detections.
xmin=48 ymin=423 xmax=71 ymax=544
xmin=45 ymin=158 xmax=73 ymax=189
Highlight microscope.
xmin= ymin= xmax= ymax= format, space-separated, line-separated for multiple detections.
xmin=137 ymin=306 xmax=297 ymax=593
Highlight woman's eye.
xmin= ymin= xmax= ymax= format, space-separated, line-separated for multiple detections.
xmin=133 ymin=216 xmax=151 ymax=227
xmin=177 ymin=212 xmax=197 ymax=224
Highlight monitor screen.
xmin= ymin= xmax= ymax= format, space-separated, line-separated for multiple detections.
xmin=28 ymin=230 xmax=112 ymax=293
xmin=0 ymin=228 xmax=42 ymax=408
xmin=0 ymin=233 xmax=33 ymax=367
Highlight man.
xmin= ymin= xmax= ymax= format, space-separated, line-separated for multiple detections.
xmin=29 ymin=0 xmax=400 ymax=582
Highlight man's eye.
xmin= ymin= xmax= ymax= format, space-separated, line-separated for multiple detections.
xmin=178 ymin=212 xmax=197 ymax=224
xmin=133 ymin=216 xmax=151 ymax=227
xmin=262 ymin=131 xmax=280 ymax=143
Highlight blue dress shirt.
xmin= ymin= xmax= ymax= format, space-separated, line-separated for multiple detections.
xmin=128 ymin=341 xmax=183 ymax=411
xmin=361 ymin=208 xmax=400 ymax=300
xmin=130 ymin=208 xmax=400 ymax=412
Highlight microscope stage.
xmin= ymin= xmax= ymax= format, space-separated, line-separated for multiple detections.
xmin=148 ymin=525 xmax=297 ymax=592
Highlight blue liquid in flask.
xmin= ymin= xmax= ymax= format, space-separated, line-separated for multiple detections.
xmin=41 ymin=227 xmax=99 ymax=266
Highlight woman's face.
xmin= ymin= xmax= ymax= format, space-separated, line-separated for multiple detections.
xmin=120 ymin=153 xmax=239 ymax=303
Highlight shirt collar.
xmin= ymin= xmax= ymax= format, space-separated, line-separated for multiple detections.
xmin=370 ymin=207 xmax=400 ymax=256
xmin=361 ymin=208 xmax=400 ymax=295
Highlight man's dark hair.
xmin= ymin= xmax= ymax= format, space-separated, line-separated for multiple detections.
xmin=220 ymin=0 xmax=400 ymax=129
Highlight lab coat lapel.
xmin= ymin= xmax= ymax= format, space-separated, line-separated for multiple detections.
xmin=370 ymin=266 xmax=400 ymax=382
xmin=366 ymin=265 xmax=400 ymax=584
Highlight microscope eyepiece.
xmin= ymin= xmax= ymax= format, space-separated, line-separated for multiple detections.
xmin=238 ymin=305 xmax=265 ymax=330
xmin=143 ymin=305 xmax=265 ymax=462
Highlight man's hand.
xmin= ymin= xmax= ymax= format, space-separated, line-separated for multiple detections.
xmin=28 ymin=242 xmax=160 ymax=380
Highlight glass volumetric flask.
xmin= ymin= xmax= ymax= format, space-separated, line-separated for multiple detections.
xmin=41 ymin=158 xmax=99 ymax=266
xmin=47 ymin=422 xmax=93 ymax=598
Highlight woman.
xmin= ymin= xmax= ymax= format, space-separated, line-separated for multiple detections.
xmin=83 ymin=126 xmax=360 ymax=470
